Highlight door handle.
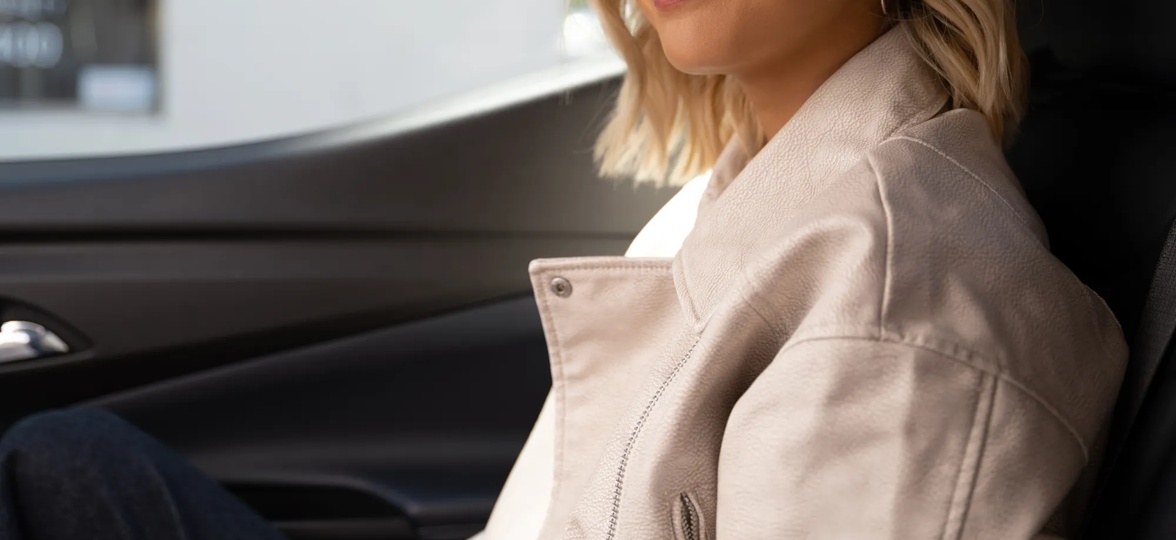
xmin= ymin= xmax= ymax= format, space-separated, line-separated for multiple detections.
xmin=0 ymin=321 xmax=71 ymax=364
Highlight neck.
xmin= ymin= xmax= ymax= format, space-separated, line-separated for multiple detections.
xmin=736 ymin=18 xmax=888 ymax=140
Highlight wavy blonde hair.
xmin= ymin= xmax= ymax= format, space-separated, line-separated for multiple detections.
xmin=589 ymin=0 xmax=1028 ymax=185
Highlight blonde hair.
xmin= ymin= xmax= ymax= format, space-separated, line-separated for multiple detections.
xmin=589 ymin=0 xmax=1029 ymax=185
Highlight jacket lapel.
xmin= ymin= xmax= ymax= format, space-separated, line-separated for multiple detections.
xmin=677 ymin=27 xmax=950 ymax=327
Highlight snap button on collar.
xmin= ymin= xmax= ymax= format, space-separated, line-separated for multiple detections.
xmin=550 ymin=277 xmax=573 ymax=298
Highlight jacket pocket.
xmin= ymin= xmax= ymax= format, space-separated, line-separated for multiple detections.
xmin=672 ymin=492 xmax=706 ymax=540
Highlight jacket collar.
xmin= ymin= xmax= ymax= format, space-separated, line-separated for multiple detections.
xmin=699 ymin=26 xmax=948 ymax=211
xmin=676 ymin=26 xmax=950 ymax=326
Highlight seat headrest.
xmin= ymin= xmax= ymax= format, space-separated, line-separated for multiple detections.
xmin=1027 ymin=0 xmax=1176 ymax=86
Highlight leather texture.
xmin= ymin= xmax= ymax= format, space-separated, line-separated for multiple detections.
xmin=484 ymin=27 xmax=1127 ymax=540
xmin=474 ymin=174 xmax=714 ymax=540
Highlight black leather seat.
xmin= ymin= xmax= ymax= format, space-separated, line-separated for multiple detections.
xmin=1006 ymin=0 xmax=1176 ymax=537
xmin=1011 ymin=0 xmax=1176 ymax=343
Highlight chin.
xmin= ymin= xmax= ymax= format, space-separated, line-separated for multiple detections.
xmin=659 ymin=37 xmax=732 ymax=76
xmin=641 ymin=0 xmax=744 ymax=75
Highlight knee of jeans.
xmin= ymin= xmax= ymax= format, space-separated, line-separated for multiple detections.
xmin=0 ymin=408 xmax=142 ymax=465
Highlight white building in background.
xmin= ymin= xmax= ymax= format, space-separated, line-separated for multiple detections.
xmin=0 ymin=0 xmax=614 ymax=162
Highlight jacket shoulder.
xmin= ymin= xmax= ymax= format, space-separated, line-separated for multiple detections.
xmin=748 ymin=109 xmax=1125 ymax=449
xmin=874 ymin=109 xmax=1049 ymax=244
xmin=912 ymin=110 xmax=1123 ymax=427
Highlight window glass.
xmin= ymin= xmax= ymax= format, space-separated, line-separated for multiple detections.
xmin=0 ymin=0 xmax=615 ymax=162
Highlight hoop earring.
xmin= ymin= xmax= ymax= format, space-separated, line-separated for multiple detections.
xmin=881 ymin=0 xmax=888 ymax=15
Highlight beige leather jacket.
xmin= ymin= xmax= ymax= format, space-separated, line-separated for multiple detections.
xmin=487 ymin=28 xmax=1127 ymax=539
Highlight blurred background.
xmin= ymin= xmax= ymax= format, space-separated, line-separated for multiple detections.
xmin=0 ymin=0 xmax=613 ymax=161
xmin=0 ymin=5 xmax=660 ymax=538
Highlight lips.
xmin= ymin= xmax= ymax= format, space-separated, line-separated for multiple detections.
xmin=653 ymin=0 xmax=686 ymax=8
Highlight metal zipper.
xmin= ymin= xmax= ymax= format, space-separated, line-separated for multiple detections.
xmin=606 ymin=340 xmax=700 ymax=540
xmin=679 ymin=492 xmax=700 ymax=540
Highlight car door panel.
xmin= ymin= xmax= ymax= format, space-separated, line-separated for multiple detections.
xmin=0 ymin=236 xmax=623 ymax=423
xmin=89 ymin=296 xmax=549 ymax=540
xmin=0 ymin=73 xmax=660 ymax=540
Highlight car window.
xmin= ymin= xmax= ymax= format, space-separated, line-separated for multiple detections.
xmin=0 ymin=0 xmax=613 ymax=162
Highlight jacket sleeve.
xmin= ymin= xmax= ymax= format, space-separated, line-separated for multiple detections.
xmin=715 ymin=336 xmax=1088 ymax=539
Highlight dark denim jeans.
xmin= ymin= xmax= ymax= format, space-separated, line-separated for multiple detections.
xmin=0 ymin=408 xmax=285 ymax=540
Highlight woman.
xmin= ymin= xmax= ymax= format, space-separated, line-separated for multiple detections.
xmin=476 ymin=0 xmax=1127 ymax=537
xmin=0 ymin=0 xmax=1126 ymax=538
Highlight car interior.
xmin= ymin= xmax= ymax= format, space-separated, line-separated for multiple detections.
xmin=1010 ymin=0 xmax=1176 ymax=537
xmin=0 ymin=0 xmax=1174 ymax=539
xmin=0 ymin=49 xmax=674 ymax=539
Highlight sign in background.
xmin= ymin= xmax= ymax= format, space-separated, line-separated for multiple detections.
xmin=0 ymin=0 xmax=583 ymax=161
xmin=0 ymin=0 xmax=158 ymax=112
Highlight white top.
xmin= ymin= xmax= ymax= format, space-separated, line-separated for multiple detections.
xmin=472 ymin=172 xmax=711 ymax=540
xmin=621 ymin=172 xmax=712 ymax=258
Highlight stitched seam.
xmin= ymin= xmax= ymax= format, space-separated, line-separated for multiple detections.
xmin=951 ymin=377 xmax=998 ymax=539
xmin=533 ymin=262 xmax=675 ymax=273
xmin=675 ymin=251 xmax=703 ymax=325
xmin=1080 ymin=288 xmax=1117 ymax=373
xmin=778 ymin=333 xmax=1090 ymax=461
xmin=735 ymin=285 xmax=785 ymax=343
xmin=669 ymin=496 xmax=682 ymax=540
xmin=606 ymin=339 xmax=701 ymax=540
xmin=890 ymin=136 xmax=1034 ymax=231
xmin=939 ymin=374 xmax=984 ymax=540
xmin=534 ymin=274 xmax=567 ymax=534
xmin=871 ymin=155 xmax=895 ymax=335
